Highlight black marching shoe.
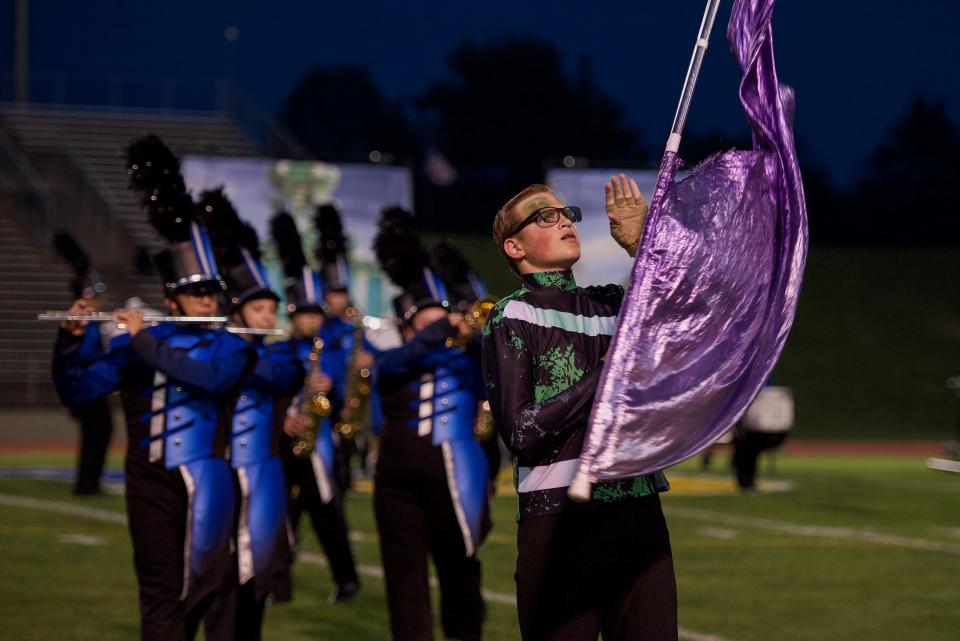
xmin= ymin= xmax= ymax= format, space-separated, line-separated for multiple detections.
xmin=327 ymin=580 xmax=360 ymax=604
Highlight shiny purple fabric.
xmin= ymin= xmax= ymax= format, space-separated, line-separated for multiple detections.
xmin=578 ymin=0 xmax=808 ymax=482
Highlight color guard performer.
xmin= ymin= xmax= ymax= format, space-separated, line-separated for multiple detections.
xmin=51 ymin=136 xmax=251 ymax=641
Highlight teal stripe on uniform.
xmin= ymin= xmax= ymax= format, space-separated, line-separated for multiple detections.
xmin=503 ymin=300 xmax=616 ymax=337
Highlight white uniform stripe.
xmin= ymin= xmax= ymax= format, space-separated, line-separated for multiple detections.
xmin=503 ymin=300 xmax=616 ymax=337
xmin=517 ymin=458 xmax=581 ymax=493
xmin=236 ymin=466 xmax=254 ymax=585
xmin=179 ymin=464 xmax=196 ymax=601
xmin=149 ymin=372 xmax=166 ymax=463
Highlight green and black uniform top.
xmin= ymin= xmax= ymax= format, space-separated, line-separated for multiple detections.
xmin=482 ymin=270 xmax=669 ymax=521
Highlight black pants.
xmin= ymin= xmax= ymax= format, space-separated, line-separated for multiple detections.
xmin=285 ymin=453 xmax=359 ymax=589
xmin=71 ymin=397 xmax=114 ymax=494
xmin=516 ymin=494 xmax=677 ymax=641
xmin=374 ymin=450 xmax=486 ymax=641
xmin=732 ymin=431 xmax=787 ymax=489
xmin=124 ymin=456 xmax=232 ymax=641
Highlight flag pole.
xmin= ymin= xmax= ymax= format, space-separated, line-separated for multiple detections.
xmin=568 ymin=0 xmax=723 ymax=504
xmin=665 ymin=0 xmax=723 ymax=154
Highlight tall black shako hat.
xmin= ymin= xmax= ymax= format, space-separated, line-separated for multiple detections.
xmin=125 ymin=135 xmax=224 ymax=297
xmin=373 ymin=206 xmax=449 ymax=325
xmin=53 ymin=232 xmax=106 ymax=300
xmin=431 ymin=241 xmax=489 ymax=313
xmin=198 ymin=187 xmax=279 ymax=312
xmin=270 ymin=212 xmax=325 ymax=315
xmin=314 ymin=203 xmax=350 ymax=293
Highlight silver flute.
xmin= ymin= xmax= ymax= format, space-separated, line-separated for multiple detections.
xmin=37 ymin=312 xmax=285 ymax=336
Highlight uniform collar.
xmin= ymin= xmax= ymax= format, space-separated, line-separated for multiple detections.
xmin=520 ymin=270 xmax=577 ymax=292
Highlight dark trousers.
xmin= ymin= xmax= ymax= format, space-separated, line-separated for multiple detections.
xmin=732 ymin=431 xmax=787 ymax=489
xmin=286 ymin=455 xmax=359 ymax=588
xmin=125 ymin=456 xmax=232 ymax=641
xmin=374 ymin=472 xmax=485 ymax=641
xmin=235 ymin=580 xmax=267 ymax=641
xmin=71 ymin=397 xmax=114 ymax=494
xmin=515 ymin=494 xmax=677 ymax=641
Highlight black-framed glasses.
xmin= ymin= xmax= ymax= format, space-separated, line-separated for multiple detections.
xmin=507 ymin=206 xmax=582 ymax=238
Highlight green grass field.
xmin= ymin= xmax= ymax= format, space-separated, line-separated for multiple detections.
xmin=1 ymin=450 xmax=957 ymax=641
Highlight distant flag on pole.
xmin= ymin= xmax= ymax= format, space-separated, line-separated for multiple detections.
xmin=570 ymin=0 xmax=808 ymax=499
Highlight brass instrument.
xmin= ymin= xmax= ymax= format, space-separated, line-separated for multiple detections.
xmin=292 ymin=337 xmax=333 ymax=457
xmin=37 ymin=311 xmax=284 ymax=336
xmin=446 ymin=296 xmax=498 ymax=349
xmin=335 ymin=307 xmax=372 ymax=438
xmin=474 ymin=400 xmax=496 ymax=441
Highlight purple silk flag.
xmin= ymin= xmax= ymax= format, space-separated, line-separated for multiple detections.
xmin=573 ymin=0 xmax=808 ymax=492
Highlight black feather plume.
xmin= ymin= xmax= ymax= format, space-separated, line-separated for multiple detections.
xmin=430 ymin=241 xmax=474 ymax=291
xmin=270 ymin=212 xmax=308 ymax=280
xmin=373 ymin=206 xmax=428 ymax=289
xmin=125 ymin=135 xmax=194 ymax=243
xmin=314 ymin=203 xmax=349 ymax=265
xmin=53 ymin=232 xmax=91 ymax=276
xmin=197 ymin=187 xmax=247 ymax=270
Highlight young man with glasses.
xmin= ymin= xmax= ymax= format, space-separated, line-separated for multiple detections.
xmin=482 ymin=176 xmax=677 ymax=641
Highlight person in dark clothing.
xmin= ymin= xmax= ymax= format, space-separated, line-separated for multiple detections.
xmin=52 ymin=232 xmax=113 ymax=495
xmin=482 ymin=178 xmax=677 ymax=641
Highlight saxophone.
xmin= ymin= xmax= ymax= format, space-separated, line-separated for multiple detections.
xmin=292 ymin=337 xmax=333 ymax=457
xmin=335 ymin=307 xmax=372 ymax=438
xmin=446 ymin=296 xmax=498 ymax=349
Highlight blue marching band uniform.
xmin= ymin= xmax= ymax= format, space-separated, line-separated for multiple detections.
xmin=50 ymin=136 xmax=498 ymax=640
xmin=270 ymin=211 xmax=361 ymax=604
xmin=52 ymin=136 xmax=251 ymax=641
xmin=52 ymin=232 xmax=115 ymax=495
xmin=372 ymin=209 xmax=496 ymax=641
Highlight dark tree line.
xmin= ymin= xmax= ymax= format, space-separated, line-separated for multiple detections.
xmin=280 ymin=42 xmax=960 ymax=245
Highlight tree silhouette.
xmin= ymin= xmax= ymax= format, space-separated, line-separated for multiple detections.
xmin=416 ymin=39 xmax=645 ymax=232
xmin=855 ymin=96 xmax=960 ymax=245
xmin=279 ymin=65 xmax=418 ymax=163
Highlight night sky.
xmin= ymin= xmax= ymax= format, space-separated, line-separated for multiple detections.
xmin=3 ymin=0 xmax=958 ymax=187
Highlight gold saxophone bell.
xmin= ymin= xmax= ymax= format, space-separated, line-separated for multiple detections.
xmin=447 ymin=296 xmax=499 ymax=349
xmin=293 ymin=337 xmax=331 ymax=458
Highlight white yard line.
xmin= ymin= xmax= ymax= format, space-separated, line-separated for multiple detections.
xmin=0 ymin=492 xmax=127 ymax=524
xmin=1 ymin=491 xmax=742 ymax=641
xmin=665 ymin=506 xmax=960 ymax=555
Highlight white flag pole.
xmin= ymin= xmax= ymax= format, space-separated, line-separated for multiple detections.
xmin=568 ymin=0 xmax=724 ymax=503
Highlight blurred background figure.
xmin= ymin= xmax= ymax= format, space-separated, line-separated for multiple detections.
xmin=731 ymin=383 xmax=794 ymax=492
xmin=52 ymin=231 xmax=112 ymax=496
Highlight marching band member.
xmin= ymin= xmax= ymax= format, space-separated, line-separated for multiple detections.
xmin=199 ymin=189 xmax=303 ymax=640
xmin=372 ymin=207 xmax=492 ymax=641
xmin=52 ymin=231 xmax=113 ymax=496
xmin=314 ymin=203 xmax=378 ymax=487
xmin=52 ymin=136 xmax=251 ymax=641
xmin=271 ymin=211 xmax=361 ymax=604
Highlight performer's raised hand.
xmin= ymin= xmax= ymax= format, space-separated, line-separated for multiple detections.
xmin=605 ymin=173 xmax=649 ymax=257
xmin=115 ymin=310 xmax=146 ymax=337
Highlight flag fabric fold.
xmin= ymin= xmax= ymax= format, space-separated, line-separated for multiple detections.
xmin=574 ymin=0 xmax=808 ymax=490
